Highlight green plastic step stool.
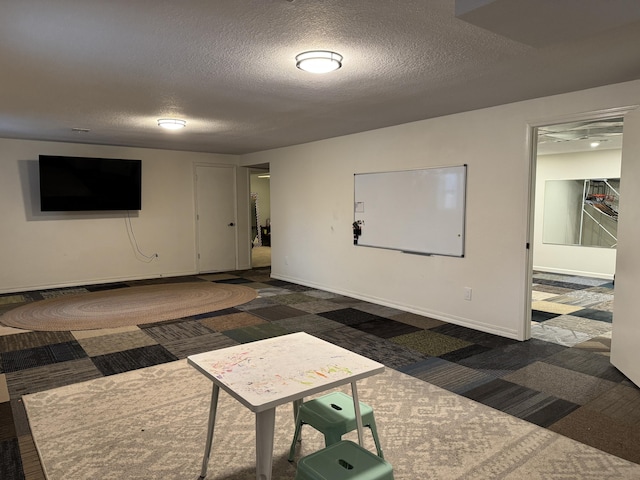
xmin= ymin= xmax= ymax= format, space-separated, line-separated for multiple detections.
xmin=288 ymin=391 xmax=383 ymax=462
xmin=295 ymin=440 xmax=394 ymax=480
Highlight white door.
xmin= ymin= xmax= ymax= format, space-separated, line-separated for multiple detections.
xmin=611 ymin=107 xmax=640 ymax=388
xmin=195 ymin=165 xmax=237 ymax=273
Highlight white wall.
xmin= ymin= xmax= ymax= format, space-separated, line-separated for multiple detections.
xmin=242 ymin=79 xmax=640 ymax=340
xmin=4 ymin=80 xmax=640 ymax=342
xmin=0 ymin=139 xmax=241 ymax=293
xmin=533 ymin=149 xmax=620 ymax=278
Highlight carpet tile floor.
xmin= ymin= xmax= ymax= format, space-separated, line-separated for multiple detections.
xmin=0 ymin=268 xmax=638 ymax=479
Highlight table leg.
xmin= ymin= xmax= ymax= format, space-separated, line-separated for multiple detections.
xmin=199 ymin=383 xmax=220 ymax=479
xmin=350 ymin=381 xmax=365 ymax=446
xmin=255 ymin=408 xmax=276 ymax=480
xmin=292 ymin=398 xmax=303 ymax=442
xmin=292 ymin=398 xmax=303 ymax=421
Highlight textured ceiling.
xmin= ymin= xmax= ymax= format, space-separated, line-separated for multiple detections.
xmin=2 ymin=0 xmax=640 ymax=155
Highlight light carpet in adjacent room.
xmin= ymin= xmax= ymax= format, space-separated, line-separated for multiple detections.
xmin=23 ymin=359 xmax=640 ymax=479
xmin=0 ymin=282 xmax=256 ymax=331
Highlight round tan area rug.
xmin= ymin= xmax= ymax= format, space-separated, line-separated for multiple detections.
xmin=0 ymin=282 xmax=257 ymax=331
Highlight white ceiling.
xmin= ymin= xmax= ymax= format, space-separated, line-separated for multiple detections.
xmin=2 ymin=0 xmax=640 ymax=155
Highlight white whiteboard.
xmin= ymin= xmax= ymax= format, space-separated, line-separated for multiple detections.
xmin=354 ymin=165 xmax=466 ymax=257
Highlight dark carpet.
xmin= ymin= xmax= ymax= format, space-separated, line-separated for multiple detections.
xmin=0 ymin=268 xmax=638 ymax=479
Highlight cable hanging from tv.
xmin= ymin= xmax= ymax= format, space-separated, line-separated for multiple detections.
xmin=126 ymin=211 xmax=159 ymax=263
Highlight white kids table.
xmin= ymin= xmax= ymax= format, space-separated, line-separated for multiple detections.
xmin=187 ymin=332 xmax=385 ymax=480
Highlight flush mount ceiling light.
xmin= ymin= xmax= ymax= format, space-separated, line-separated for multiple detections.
xmin=295 ymin=50 xmax=343 ymax=74
xmin=157 ymin=118 xmax=186 ymax=130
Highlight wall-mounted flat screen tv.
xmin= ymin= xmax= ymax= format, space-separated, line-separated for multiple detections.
xmin=39 ymin=155 xmax=142 ymax=211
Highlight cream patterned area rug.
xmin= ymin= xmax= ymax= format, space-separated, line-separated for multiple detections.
xmin=23 ymin=359 xmax=640 ymax=480
xmin=1 ymin=282 xmax=256 ymax=331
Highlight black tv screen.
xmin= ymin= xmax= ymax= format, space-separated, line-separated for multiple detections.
xmin=39 ymin=155 xmax=142 ymax=211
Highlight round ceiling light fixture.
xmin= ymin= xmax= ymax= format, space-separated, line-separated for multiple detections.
xmin=157 ymin=118 xmax=186 ymax=130
xmin=296 ymin=50 xmax=343 ymax=74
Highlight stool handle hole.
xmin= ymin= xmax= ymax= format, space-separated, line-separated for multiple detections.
xmin=330 ymin=403 xmax=343 ymax=411
xmin=338 ymin=459 xmax=354 ymax=470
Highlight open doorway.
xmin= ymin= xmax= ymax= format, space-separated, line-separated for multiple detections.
xmin=529 ymin=117 xmax=623 ymax=347
xmin=250 ymin=168 xmax=271 ymax=268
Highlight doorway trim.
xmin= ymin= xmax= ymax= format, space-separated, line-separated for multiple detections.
xmin=248 ymin=165 xmax=271 ymax=269
xmin=524 ymin=105 xmax=637 ymax=340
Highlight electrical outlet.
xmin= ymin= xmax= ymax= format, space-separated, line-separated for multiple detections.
xmin=464 ymin=287 xmax=472 ymax=301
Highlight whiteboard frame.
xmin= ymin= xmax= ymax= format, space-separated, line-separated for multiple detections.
xmin=353 ymin=165 xmax=467 ymax=257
